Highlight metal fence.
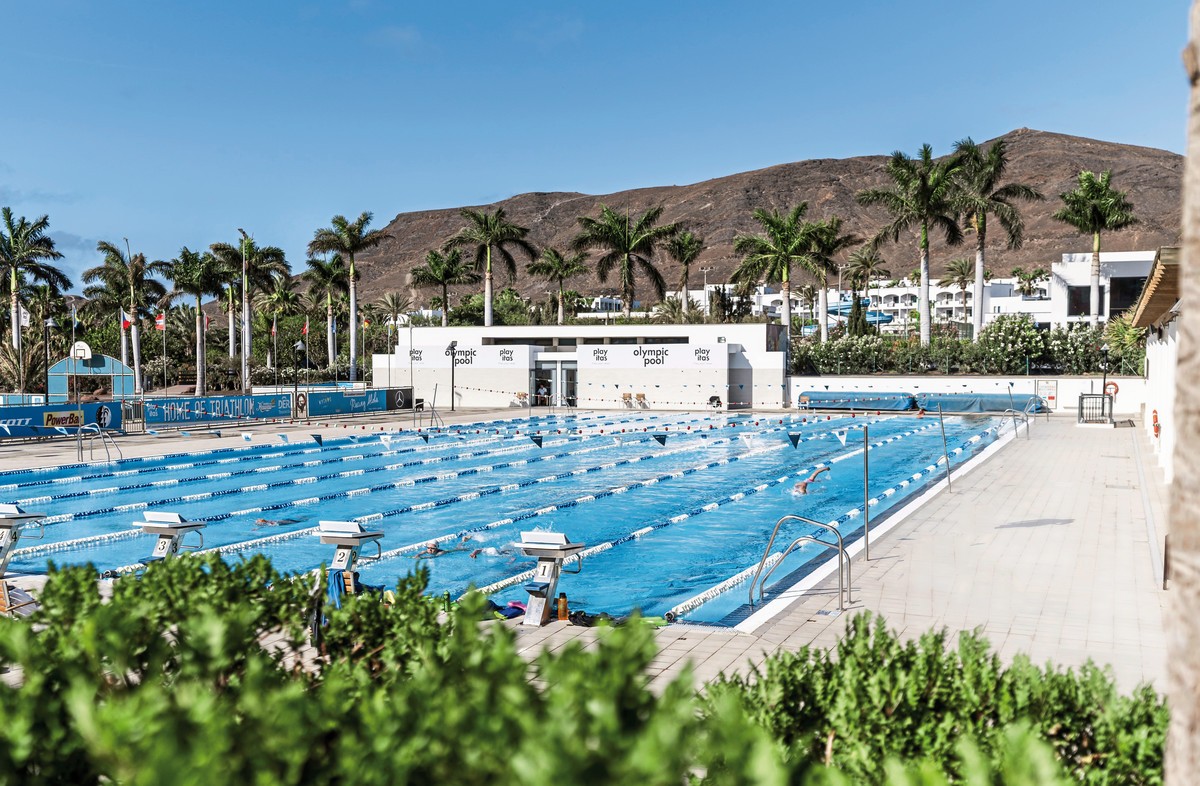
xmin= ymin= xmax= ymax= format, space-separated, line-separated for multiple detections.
xmin=1077 ymin=393 xmax=1112 ymax=425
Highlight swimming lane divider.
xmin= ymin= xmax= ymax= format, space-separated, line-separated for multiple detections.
xmin=467 ymin=421 xmax=940 ymax=599
xmin=667 ymin=421 xmax=1006 ymax=619
xmin=98 ymin=436 xmax=722 ymax=573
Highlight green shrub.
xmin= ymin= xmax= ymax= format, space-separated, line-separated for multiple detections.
xmin=0 ymin=559 xmax=1166 ymax=785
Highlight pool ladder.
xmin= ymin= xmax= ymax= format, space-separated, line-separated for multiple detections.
xmin=75 ymin=423 xmax=123 ymax=463
xmin=748 ymin=514 xmax=852 ymax=611
xmin=1002 ymin=397 xmax=1043 ymax=440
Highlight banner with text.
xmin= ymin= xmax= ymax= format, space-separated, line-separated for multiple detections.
xmin=402 ymin=345 xmax=536 ymax=370
xmin=144 ymin=394 xmax=291 ymax=424
xmin=577 ymin=344 xmax=729 ymax=370
xmin=306 ymin=388 xmax=388 ymax=417
xmin=0 ymin=402 xmax=123 ymax=437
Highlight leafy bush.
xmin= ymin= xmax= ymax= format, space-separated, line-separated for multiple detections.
xmin=0 ymin=559 xmax=1166 ymax=785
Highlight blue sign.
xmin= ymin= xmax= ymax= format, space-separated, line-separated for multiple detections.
xmin=305 ymin=389 xmax=387 ymax=417
xmin=143 ymin=394 xmax=292 ymax=424
xmin=0 ymin=402 xmax=123 ymax=438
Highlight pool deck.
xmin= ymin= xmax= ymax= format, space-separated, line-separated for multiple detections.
xmin=1 ymin=410 xmax=1170 ymax=694
xmin=509 ymin=414 xmax=1169 ymax=693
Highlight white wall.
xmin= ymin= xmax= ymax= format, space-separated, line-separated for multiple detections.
xmin=1050 ymin=251 xmax=1154 ymax=326
xmin=1142 ymin=319 xmax=1177 ymax=481
xmin=787 ymin=374 xmax=1147 ymax=415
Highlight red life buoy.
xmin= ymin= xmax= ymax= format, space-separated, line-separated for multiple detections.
xmin=1152 ymin=409 xmax=1159 ymax=424
xmin=1104 ymin=381 xmax=1119 ymax=396
xmin=1154 ymin=421 xmax=1161 ymax=438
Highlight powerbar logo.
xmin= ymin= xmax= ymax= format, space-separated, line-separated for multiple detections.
xmin=633 ymin=347 xmax=669 ymax=366
xmin=44 ymin=410 xmax=84 ymax=428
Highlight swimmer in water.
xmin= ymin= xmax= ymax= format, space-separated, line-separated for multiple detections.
xmin=255 ymin=518 xmax=300 ymax=527
xmin=793 ymin=466 xmax=831 ymax=495
xmin=419 ymin=536 xmax=473 ymax=558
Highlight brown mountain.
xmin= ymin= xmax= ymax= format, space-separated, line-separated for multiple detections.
xmin=355 ymin=129 xmax=1182 ymax=307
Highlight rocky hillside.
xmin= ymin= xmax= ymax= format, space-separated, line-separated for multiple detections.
xmin=356 ymin=129 xmax=1182 ymax=306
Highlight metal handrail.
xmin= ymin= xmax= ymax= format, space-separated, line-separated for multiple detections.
xmin=759 ymin=534 xmax=850 ymax=611
xmin=748 ymin=514 xmax=851 ymax=607
xmin=1000 ymin=409 xmax=1028 ymax=438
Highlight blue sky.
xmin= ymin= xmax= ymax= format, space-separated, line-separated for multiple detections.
xmin=5 ymin=1 xmax=1191 ymax=292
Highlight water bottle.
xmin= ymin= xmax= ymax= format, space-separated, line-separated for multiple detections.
xmin=557 ymin=592 xmax=568 ymax=621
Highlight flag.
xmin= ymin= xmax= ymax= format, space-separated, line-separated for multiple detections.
xmin=19 ymin=305 xmax=30 ymax=328
xmin=204 ymin=314 xmax=210 ymax=329
xmin=302 ymin=317 xmax=309 ymax=336
xmin=362 ymin=317 xmax=371 ymax=330
xmin=270 ymin=316 xmax=277 ymax=337
xmin=155 ymin=313 xmax=166 ymax=331
xmin=71 ymin=306 xmax=82 ymax=330
xmin=331 ymin=319 xmax=337 ymax=334
xmin=120 ymin=309 xmax=131 ymax=330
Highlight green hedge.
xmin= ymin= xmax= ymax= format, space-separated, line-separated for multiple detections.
xmin=792 ymin=316 xmax=1145 ymax=376
xmin=0 ymin=557 xmax=1166 ymax=784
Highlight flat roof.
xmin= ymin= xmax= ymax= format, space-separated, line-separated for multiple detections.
xmin=1130 ymin=247 xmax=1180 ymax=328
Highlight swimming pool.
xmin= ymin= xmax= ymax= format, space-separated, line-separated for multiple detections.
xmin=4 ymin=410 xmax=1009 ymax=624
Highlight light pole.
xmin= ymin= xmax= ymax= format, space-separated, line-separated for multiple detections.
xmin=43 ymin=318 xmax=56 ymax=401
xmin=237 ymin=228 xmax=250 ymax=395
xmin=1101 ymin=342 xmax=1110 ymax=396
xmin=446 ymin=340 xmax=457 ymax=412
xmin=699 ymin=267 xmax=715 ymax=315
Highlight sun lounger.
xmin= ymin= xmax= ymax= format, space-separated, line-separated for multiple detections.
xmin=0 ymin=581 xmax=38 ymax=618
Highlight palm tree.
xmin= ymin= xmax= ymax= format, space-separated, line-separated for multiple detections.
xmin=573 ymin=205 xmax=678 ymax=319
xmin=375 ymin=291 xmax=412 ymax=351
xmin=1052 ymin=170 xmax=1139 ymax=326
xmin=953 ymin=138 xmax=1044 ymax=340
xmin=732 ymin=204 xmax=814 ymax=346
xmin=526 ymin=248 xmax=589 ymax=325
xmin=1011 ymin=266 xmax=1050 ymax=298
xmin=845 ymin=245 xmax=891 ymax=320
xmin=938 ymin=258 xmax=975 ymax=325
xmin=255 ymin=273 xmax=301 ymax=371
xmin=807 ymin=218 xmax=860 ymax=342
xmin=210 ymin=239 xmax=288 ymax=370
xmin=166 ymin=247 xmax=224 ymax=395
xmin=796 ymin=284 xmax=818 ymax=326
xmin=0 ymin=209 xmax=68 ymax=357
xmin=666 ymin=230 xmax=704 ymax=308
xmin=410 ymin=249 xmax=480 ymax=327
xmin=444 ymin=208 xmax=535 ymax=329
xmin=857 ymin=144 xmax=965 ymax=346
xmin=83 ymin=241 xmax=169 ymax=393
xmin=302 ymin=254 xmax=349 ymax=370
xmin=307 ymin=212 xmax=390 ymax=380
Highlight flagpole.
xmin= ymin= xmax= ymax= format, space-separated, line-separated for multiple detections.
xmin=71 ymin=307 xmax=78 ymax=405
xmin=162 ymin=312 xmax=167 ymax=393
xmin=272 ymin=315 xmax=278 ymax=389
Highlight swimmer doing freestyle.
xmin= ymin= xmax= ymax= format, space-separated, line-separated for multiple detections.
xmin=793 ymin=466 xmax=830 ymax=495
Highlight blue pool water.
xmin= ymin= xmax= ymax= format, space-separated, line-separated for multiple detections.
xmin=4 ymin=410 xmax=1007 ymax=624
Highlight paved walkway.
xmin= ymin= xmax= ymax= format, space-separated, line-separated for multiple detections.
xmin=512 ymin=416 xmax=1169 ymax=693
xmin=3 ymin=411 xmax=1170 ymax=693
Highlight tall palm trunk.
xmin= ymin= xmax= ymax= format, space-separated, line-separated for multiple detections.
xmin=973 ymin=217 xmax=987 ymax=339
xmin=919 ymin=225 xmax=932 ymax=346
xmin=1090 ymin=231 xmax=1102 ymax=326
xmin=326 ymin=296 xmax=335 ymax=368
xmin=483 ymin=246 xmax=494 ymax=327
xmin=8 ymin=274 xmax=19 ymax=351
xmin=780 ymin=274 xmax=793 ymax=350
xmin=441 ymin=284 xmax=449 ymax=327
xmin=348 ymin=256 xmax=358 ymax=381
xmin=194 ymin=295 xmax=205 ymax=396
xmin=1167 ymin=7 xmax=1200 ymax=781
xmin=227 ymin=285 xmax=236 ymax=359
xmin=817 ymin=279 xmax=829 ymax=343
xmin=557 ymin=282 xmax=565 ymax=325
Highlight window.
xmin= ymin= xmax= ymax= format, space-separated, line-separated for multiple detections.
xmin=1109 ymin=276 xmax=1148 ymax=316
xmin=1067 ymin=285 xmax=1104 ymax=317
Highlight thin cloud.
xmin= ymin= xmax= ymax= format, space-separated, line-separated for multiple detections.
xmin=513 ymin=14 xmax=585 ymax=51
xmin=0 ymin=186 xmax=81 ymax=205
xmin=367 ymin=25 xmax=427 ymax=55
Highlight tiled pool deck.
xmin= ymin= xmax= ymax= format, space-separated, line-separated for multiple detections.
xmin=1 ymin=410 xmax=1169 ymax=693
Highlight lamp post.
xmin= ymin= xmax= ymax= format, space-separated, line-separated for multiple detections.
xmin=1101 ymin=342 xmax=1110 ymax=394
xmin=292 ymin=340 xmax=304 ymax=421
xmin=43 ymin=318 xmax=56 ymax=401
xmin=237 ymin=228 xmax=250 ymax=395
xmin=446 ymin=340 xmax=457 ymax=412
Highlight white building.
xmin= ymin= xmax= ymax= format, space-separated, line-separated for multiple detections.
xmin=1130 ymin=247 xmax=1179 ymax=482
xmin=374 ymin=323 xmax=788 ymax=411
